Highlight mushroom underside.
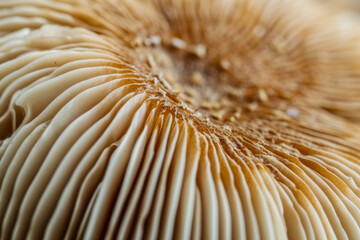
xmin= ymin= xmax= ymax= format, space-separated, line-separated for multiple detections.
xmin=1 ymin=0 xmax=360 ymax=239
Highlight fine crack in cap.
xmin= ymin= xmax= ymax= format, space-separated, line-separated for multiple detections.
xmin=1 ymin=0 xmax=360 ymax=239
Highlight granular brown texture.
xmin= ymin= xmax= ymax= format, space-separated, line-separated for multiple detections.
xmin=1 ymin=0 xmax=360 ymax=239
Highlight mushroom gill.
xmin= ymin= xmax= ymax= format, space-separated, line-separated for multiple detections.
xmin=1 ymin=0 xmax=360 ymax=239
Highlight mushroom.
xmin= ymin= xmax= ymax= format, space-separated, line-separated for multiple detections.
xmin=1 ymin=0 xmax=360 ymax=239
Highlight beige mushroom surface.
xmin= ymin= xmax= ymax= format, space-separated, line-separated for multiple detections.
xmin=1 ymin=0 xmax=360 ymax=239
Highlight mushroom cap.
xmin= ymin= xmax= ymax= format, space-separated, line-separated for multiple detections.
xmin=1 ymin=0 xmax=360 ymax=239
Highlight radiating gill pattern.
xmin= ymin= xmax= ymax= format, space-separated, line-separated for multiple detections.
xmin=1 ymin=0 xmax=360 ymax=239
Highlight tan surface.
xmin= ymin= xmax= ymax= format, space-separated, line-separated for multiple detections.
xmin=1 ymin=0 xmax=360 ymax=239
